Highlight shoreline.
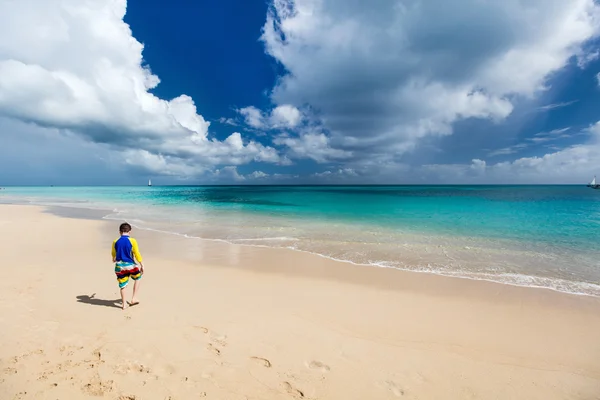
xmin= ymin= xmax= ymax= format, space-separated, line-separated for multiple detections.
xmin=1 ymin=204 xmax=600 ymax=399
xmin=36 ymin=202 xmax=600 ymax=299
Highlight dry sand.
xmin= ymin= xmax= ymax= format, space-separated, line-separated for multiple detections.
xmin=1 ymin=204 xmax=599 ymax=400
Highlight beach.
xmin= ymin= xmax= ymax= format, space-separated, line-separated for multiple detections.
xmin=1 ymin=204 xmax=600 ymax=399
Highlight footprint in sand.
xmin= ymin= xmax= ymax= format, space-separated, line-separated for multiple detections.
xmin=250 ymin=356 xmax=272 ymax=368
xmin=7 ymin=349 xmax=45 ymax=365
xmin=211 ymin=334 xmax=228 ymax=347
xmin=207 ymin=343 xmax=221 ymax=356
xmin=81 ymin=374 xmax=115 ymax=396
xmin=306 ymin=360 xmax=330 ymax=373
xmin=3 ymin=367 xmax=18 ymax=375
xmin=383 ymin=380 xmax=405 ymax=397
xmin=282 ymin=381 xmax=305 ymax=398
xmin=113 ymin=363 xmax=151 ymax=375
xmin=92 ymin=349 xmax=102 ymax=361
xmin=194 ymin=326 xmax=209 ymax=334
xmin=59 ymin=346 xmax=77 ymax=357
xmin=138 ymin=364 xmax=151 ymax=374
xmin=193 ymin=325 xmax=227 ymax=345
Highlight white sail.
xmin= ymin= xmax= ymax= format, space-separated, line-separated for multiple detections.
xmin=148 ymin=179 xmax=152 ymax=186
xmin=591 ymin=176 xmax=596 ymax=186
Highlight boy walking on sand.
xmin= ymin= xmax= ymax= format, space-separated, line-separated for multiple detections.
xmin=112 ymin=223 xmax=144 ymax=310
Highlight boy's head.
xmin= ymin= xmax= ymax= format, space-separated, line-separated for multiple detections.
xmin=119 ymin=222 xmax=132 ymax=235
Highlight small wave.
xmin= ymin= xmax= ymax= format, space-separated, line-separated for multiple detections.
xmin=230 ymin=237 xmax=299 ymax=242
xmin=367 ymin=261 xmax=600 ymax=297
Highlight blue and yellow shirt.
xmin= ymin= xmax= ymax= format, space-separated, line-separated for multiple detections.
xmin=111 ymin=235 xmax=143 ymax=264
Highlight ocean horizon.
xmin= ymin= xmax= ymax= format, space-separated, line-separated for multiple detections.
xmin=2 ymin=184 xmax=600 ymax=297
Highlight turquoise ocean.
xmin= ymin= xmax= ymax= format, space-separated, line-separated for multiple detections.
xmin=2 ymin=185 xmax=600 ymax=296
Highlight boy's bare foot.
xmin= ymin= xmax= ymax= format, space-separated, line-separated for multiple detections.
xmin=128 ymin=300 xmax=140 ymax=307
xmin=122 ymin=302 xmax=129 ymax=311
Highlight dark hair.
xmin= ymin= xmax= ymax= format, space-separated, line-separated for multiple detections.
xmin=119 ymin=222 xmax=132 ymax=233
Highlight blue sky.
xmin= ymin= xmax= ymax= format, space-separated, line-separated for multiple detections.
xmin=1 ymin=0 xmax=600 ymax=185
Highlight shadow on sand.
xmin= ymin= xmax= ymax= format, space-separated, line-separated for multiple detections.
xmin=76 ymin=293 xmax=121 ymax=309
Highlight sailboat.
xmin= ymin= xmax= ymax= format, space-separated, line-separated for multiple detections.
xmin=148 ymin=178 xmax=152 ymax=187
xmin=587 ymin=176 xmax=599 ymax=189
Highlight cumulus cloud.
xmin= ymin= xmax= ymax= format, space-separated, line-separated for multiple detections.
xmin=424 ymin=142 xmax=600 ymax=184
xmin=213 ymin=166 xmax=246 ymax=182
xmin=238 ymin=104 xmax=303 ymax=129
xmin=249 ymin=171 xmax=269 ymax=179
xmin=270 ymin=104 xmax=302 ymax=128
xmin=0 ymin=0 xmax=281 ymax=177
xmin=259 ymin=0 xmax=600 ymax=166
xmin=238 ymin=106 xmax=266 ymax=129
xmin=211 ymin=168 xmax=277 ymax=182
xmin=273 ymin=132 xmax=352 ymax=163
xmin=305 ymin=122 xmax=600 ymax=184
xmin=313 ymin=168 xmax=358 ymax=179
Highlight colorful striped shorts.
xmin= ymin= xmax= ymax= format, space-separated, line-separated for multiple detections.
xmin=115 ymin=262 xmax=142 ymax=289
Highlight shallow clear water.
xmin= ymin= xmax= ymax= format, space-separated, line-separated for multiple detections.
xmin=2 ymin=185 xmax=600 ymax=296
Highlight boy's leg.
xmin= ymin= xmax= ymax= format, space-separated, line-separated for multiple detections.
xmin=120 ymin=287 xmax=128 ymax=310
xmin=130 ymin=279 xmax=141 ymax=305
xmin=115 ymin=264 xmax=130 ymax=310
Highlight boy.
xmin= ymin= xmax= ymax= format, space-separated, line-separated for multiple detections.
xmin=111 ymin=222 xmax=144 ymax=310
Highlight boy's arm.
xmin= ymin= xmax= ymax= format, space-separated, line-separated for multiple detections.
xmin=111 ymin=239 xmax=117 ymax=262
xmin=130 ymin=238 xmax=144 ymax=269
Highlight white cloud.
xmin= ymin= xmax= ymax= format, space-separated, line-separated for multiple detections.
xmin=487 ymin=127 xmax=577 ymax=157
xmin=577 ymin=49 xmax=600 ymax=68
xmin=213 ymin=166 xmax=246 ymax=182
xmin=526 ymin=127 xmax=573 ymax=143
xmin=259 ymin=0 xmax=600 ymax=165
xmin=270 ymin=104 xmax=302 ymax=128
xmin=249 ymin=171 xmax=269 ymax=179
xmin=218 ymin=117 xmax=238 ymax=126
xmin=273 ymin=132 xmax=352 ymax=163
xmin=238 ymin=106 xmax=265 ymax=129
xmin=238 ymin=104 xmax=303 ymax=130
xmin=536 ymin=101 xmax=578 ymax=111
xmin=122 ymin=149 xmax=205 ymax=176
xmin=488 ymin=143 xmax=529 ymax=157
xmin=534 ymin=127 xmax=572 ymax=137
xmin=596 ymin=72 xmax=600 ymax=86
xmin=319 ymin=122 xmax=600 ymax=184
xmin=586 ymin=120 xmax=600 ymax=135
xmin=0 ymin=0 xmax=281 ymax=177
xmin=313 ymin=168 xmax=358 ymax=179
xmin=461 ymin=143 xmax=600 ymax=184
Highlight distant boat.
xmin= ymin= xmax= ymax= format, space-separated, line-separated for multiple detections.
xmin=148 ymin=179 xmax=152 ymax=187
xmin=587 ymin=176 xmax=600 ymax=189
